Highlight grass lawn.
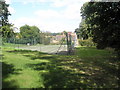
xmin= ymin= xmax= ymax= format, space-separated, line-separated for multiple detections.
xmin=1 ymin=45 xmax=119 ymax=88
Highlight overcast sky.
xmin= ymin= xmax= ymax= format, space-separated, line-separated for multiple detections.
xmin=6 ymin=0 xmax=90 ymax=33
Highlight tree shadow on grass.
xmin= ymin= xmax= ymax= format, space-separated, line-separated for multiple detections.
xmin=7 ymin=49 xmax=46 ymax=54
xmin=2 ymin=62 xmax=21 ymax=88
xmin=90 ymin=59 xmax=119 ymax=88
xmin=24 ymin=55 xmax=56 ymax=60
xmin=41 ymin=65 xmax=90 ymax=88
xmin=26 ymin=62 xmax=48 ymax=70
xmin=26 ymin=54 xmax=93 ymax=88
xmin=26 ymin=47 xmax=119 ymax=88
xmin=6 ymin=48 xmax=119 ymax=88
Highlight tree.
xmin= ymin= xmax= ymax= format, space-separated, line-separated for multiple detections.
xmin=80 ymin=2 xmax=120 ymax=54
xmin=0 ymin=0 xmax=14 ymax=44
xmin=75 ymin=2 xmax=93 ymax=40
xmin=0 ymin=0 xmax=11 ymax=26
xmin=75 ymin=19 xmax=91 ymax=40
xmin=20 ymin=25 xmax=41 ymax=45
xmin=0 ymin=24 xmax=14 ymax=43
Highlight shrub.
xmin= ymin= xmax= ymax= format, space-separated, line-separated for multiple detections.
xmin=78 ymin=37 xmax=96 ymax=47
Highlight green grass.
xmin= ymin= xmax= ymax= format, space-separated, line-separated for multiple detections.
xmin=1 ymin=46 xmax=119 ymax=88
xmin=2 ymin=49 xmax=45 ymax=88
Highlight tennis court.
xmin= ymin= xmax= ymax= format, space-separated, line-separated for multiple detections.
xmin=16 ymin=45 xmax=67 ymax=54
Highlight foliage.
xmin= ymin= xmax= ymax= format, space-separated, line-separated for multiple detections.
xmin=81 ymin=2 xmax=120 ymax=50
xmin=0 ymin=0 xmax=11 ymax=26
xmin=75 ymin=2 xmax=93 ymax=40
xmin=0 ymin=0 xmax=13 ymax=45
xmin=19 ymin=25 xmax=51 ymax=45
xmin=19 ymin=25 xmax=41 ymax=45
xmin=0 ymin=25 xmax=14 ymax=43
xmin=75 ymin=19 xmax=91 ymax=40
xmin=78 ymin=37 xmax=95 ymax=47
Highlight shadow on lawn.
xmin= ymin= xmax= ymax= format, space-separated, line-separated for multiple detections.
xmin=6 ymin=48 xmax=119 ymax=88
xmin=2 ymin=62 xmax=21 ymax=88
xmin=25 ymin=54 xmax=97 ymax=88
xmin=27 ymin=57 xmax=91 ymax=88
xmin=7 ymin=49 xmax=46 ymax=55
xmin=26 ymin=48 xmax=118 ymax=88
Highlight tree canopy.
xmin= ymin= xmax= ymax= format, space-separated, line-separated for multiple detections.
xmin=19 ymin=25 xmax=41 ymax=45
xmin=75 ymin=19 xmax=90 ymax=40
xmin=79 ymin=2 xmax=120 ymax=51
xmin=0 ymin=0 xmax=14 ymax=43
xmin=0 ymin=24 xmax=14 ymax=42
xmin=0 ymin=0 xmax=11 ymax=26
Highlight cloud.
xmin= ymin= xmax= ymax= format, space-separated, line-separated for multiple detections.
xmin=50 ymin=0 xmax=90 ymax=7
xmin=5 ymin=0 xmax=12 ymax=4
xmin=34 ymin=0 xmax=89 ymax=20
xmin=5 ymin=0 xmax=51 ymax=4
xmin=5 ymin=0 xmax=16 ymax=14
xmin=34 ymin=4 xmax=81 ymax=20
xmin=50 ymin=0 xmax=66 ymax=7
xmin=61 ymin=3 xmax=82 ymax=20
xmin=9 ymin=0 xmax=90 ymax=32
xmin=8 ymin=6 xmax=16 ymax=14
xmin=34 ymin=10 xmax=61 ymax=19
xmin=11 ymin=16 xmax=80 ymax=33
xmin=5 ymin=0 xmax=90 ymax=4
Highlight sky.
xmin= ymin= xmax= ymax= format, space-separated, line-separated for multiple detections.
xmin=5 ymin=0 xmax=90 ymax=33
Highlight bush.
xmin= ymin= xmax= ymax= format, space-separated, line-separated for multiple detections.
xmin=78 ymin=38 xmax=96 ymax=47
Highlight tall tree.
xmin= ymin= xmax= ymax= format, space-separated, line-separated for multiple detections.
xmin=0 ymin=0 xmax=13 ymax=43
xmin=20 ymin=25 xmax=41 ymax=45
xmin=75 ymin=19 xmax=91 ymax=40
xmin=81 ymin=2 xmax=120 ymax=51
xmin=75 ymin=2 xmax=93 ymax=40
xmin=0 ymin=0 xmax=11 ymax=26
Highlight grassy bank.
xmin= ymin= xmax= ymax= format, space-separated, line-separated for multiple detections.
xmin=1 ymin=46 xmax=119 ymax=88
